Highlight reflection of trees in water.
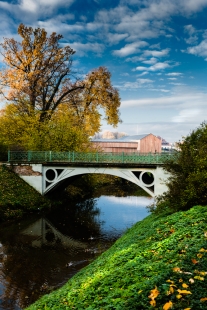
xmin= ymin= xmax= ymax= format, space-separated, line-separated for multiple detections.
xmin=0 ymin=197 xmax=102 ymax=309
xmin=47 ymin=197 xmax=101 ymax=240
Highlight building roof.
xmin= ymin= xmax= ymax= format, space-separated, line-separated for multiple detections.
xmin=119 ymin=134 xmax=150 ymax=141
xmin=91 ymin=139 xmax=138 ymax=143
xmin=91 ymin=134 xmax=151 ymax=143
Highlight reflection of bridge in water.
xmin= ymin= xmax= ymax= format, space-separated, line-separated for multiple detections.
xmin=8 ymin=151 xmax=173 ymax=197
xmin=21 ymin=218 xmax=86 ymax=250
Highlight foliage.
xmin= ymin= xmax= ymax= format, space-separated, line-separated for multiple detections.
xmin=0 ymin=103 xmax=91 ymax=151
xmin=26 ymin=205 xmax=207 ymax=310
xmin=153 ymin=122 xmax=207 ymax=214
xmin=0 ymin=141 xmax=8 ymax=161
xmin=0 ymin=24 xmax=121 ymax=131
xmin=0 ymin=165 xmax=50 ymax=220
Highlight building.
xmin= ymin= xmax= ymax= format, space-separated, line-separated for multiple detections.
xmin=92 ymin=133 xmax=161 ymax=153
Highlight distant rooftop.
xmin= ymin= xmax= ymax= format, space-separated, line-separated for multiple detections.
xmin=91 ymin=134 xmax=151 ymax=143
xmin=119 ymin=134 xmax=150 ymax=141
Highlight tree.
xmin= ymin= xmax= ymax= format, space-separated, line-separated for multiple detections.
xmin=0 ymin=23 xmax=121 ymax=129
xmin=154 ymin=122 xmax=207 ymax=214
xmin=0 ymin=104 xmax=91 ymax=151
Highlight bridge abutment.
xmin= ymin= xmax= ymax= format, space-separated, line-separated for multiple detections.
xmin=11 ymin=164 xmax=43 ymax=194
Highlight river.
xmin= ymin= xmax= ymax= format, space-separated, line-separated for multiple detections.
xmin=0 ymin=194 xmax=152 ymax=310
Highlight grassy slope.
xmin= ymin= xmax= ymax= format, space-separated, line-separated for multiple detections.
xmin=26 ymin=205 xmax=207 ymax=310
xmin=0 ymin=165 xmax=50 ymax=220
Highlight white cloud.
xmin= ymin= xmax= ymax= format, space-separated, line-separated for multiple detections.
xmin=69 ymin=42 xmax=105 ymax=56
xmin=184 ymin=24 xmax=197 ymax=35
xmin=0 ymin=0 xmax=75 ymax=24
xmin=149 ymin=62 xmax=170 ymax=71
xmin=144 ymin=48 xmax=170 ymax=57
xmin=113 ymin=41 xmax=148 ymax=57
xmin=150 ymin=88 xmax=170 ymax=93
xmin=126 ymin=56 xmax=145 ymax=62
xmin=168 ymin=77 xmax=177 ymax=80
xmin=166 ymin=72 xmax=182 ymax=76
xmin=169 ymin=82 xmax=185 ymax=86
xmin=134 ymin=61 xmax=171 ymax=71
xmin=172 ymin=109 xmax=201 ymax=122
xmin=20 ymin=0 xmax=75 ymax=14
xmin=184 ymin=24 xmax=198 ymax=44
xmin=121 ymin=90 xmax=207 ymax=108
xmin=134 ymin=66 xmax=148 ymax=71
xmin=179 ymin=0 xmax=207 ymax=14
xmin=136 ymin=71 xmax=149 ymax=76
xmin=142 ymin=57 xmax=157 ymax=64
xmin=121 ymin=78 xmax=153 ymax=89
xmin=187 ymin=39 xmax=207 ymax=58
xmin=107 ymin=33 xmax=128 ymax=44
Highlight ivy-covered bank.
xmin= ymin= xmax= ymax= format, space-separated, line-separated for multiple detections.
xmin=0 ymin=165 xmax=50 ymax=220
xmin=26 ymin=205 xmax=207 ymax=310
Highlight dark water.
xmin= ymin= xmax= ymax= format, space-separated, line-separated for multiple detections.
xmin=0 ymin=195 xmax=152 ymax=310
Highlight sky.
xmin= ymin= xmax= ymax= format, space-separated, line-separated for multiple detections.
xmin=1 ymin=0 xmax=207 ymax=142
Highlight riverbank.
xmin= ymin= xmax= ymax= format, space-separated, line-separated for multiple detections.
xmin=0 ymin=165 xmax=50 ymax=220
xmin=26 ymin=205 xmax=207 ymax=310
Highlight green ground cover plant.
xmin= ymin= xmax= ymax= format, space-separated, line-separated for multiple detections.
xmin=26 ymin=205 xmax=207 ymax=310
xmin=0 ymin=165 xmax=50 ymax=220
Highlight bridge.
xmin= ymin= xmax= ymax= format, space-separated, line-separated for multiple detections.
xmin=7 ymin=151 xmax=174 ymax=197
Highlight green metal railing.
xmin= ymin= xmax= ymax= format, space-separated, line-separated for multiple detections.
xmin=8 ymin=151 xmax=176 ymax=164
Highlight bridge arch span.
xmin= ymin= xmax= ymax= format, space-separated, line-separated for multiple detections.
xmin=43 ymin=166 xmax=165 ymax=197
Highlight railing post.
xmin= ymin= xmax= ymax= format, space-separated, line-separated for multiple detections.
xmin=8 ymin=150 xmax=10 ymax=162
xmin=28 ymin=151 xmax=31 ymax=162
xmin=68 ymin=151 xmax=70 ymax=162
xmin=122 ymin=152 xmax=124 ymax=163
xmin=96 ymin=152 xmax=99 ymax=162
xmin=72 ymin=151 xmax=75 ymax=162
xmin=49 ymin=151 xmax=52 ymax=162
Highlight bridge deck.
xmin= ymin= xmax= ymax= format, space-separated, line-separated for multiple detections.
xmin=8 ymin=151 xmax=175 ymax=165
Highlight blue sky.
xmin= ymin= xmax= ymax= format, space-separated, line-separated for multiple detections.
xmin=1 ymin=0 xmax=207 ymax=142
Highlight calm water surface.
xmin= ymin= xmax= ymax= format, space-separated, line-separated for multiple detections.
xmin=0 ymin=195 xmax=152 ymax=310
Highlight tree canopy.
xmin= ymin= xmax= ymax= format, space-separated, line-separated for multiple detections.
xmin=154 ymin=122 xmax=207 ymax=214
xmin=0 ymin=24 xmax=121 ymax=150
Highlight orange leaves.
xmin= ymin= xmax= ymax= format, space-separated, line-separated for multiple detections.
xmin=148 ymin=287 xmax=159 ymax=307
xmin=177 ymin=289 xmax=192 ymax=295
xmin=176 ymin=294 xmax=182 ymax=299
xmin=173 ymin=267 xmax=181 ymax=272
xmin=150 ymin=300 xmax=156 ymax=307
xmin=191 ymin=259 xmax=198 ymax=264
xmin=0 ymin=24 xmax=121 ymax=133
xmin=163 ymin=301 xmax=173 ymax=310
xmin=200 ymin=297 xmax=207 ymax=302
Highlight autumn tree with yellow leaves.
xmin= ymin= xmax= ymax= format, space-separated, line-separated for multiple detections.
xmin=0 ymin=24 xmax=121 ymax=150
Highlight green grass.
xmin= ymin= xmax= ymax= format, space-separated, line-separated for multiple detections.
xmin=26 ymin=205 xmax=207 ymax=310
xmin=0 ymin=165 xmax=50 ymax=220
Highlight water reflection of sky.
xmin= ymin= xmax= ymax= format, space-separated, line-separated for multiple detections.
xmin=95 ymin=196 xmax=153 ymax=236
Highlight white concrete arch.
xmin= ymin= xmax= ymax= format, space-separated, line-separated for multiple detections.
xmin=12 ymin=163 xmax=170 ymax=197
xmin=43 ymin=166 xmax=169 ymax=197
